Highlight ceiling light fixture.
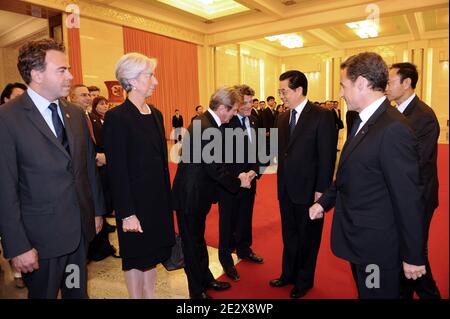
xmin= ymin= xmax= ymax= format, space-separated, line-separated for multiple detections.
xmin=346 ymin=20 xmax=378 ymax=38
xmin=264 ymin=33 xmax=303 ymax=49
xmin=199 ymin=0 xmax=215 ymax=5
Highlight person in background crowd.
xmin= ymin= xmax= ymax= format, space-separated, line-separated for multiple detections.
xmin=191 ymin=105 xmax=203 ymax=123
xmin=87 ymin=96 xmax=117 ymax=262
xmin=172 ymin=109 xmax=184 ymax=143
xmin=88 ymin=85 xmax=101 ymax=99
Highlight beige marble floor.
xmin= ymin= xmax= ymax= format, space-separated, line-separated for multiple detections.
xmin=0 ymin=217 xmax=239 ymax=299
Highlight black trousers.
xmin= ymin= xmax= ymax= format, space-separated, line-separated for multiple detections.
xmin=176 ymin=209 xmax=215 ymax=296
xmin=400 ymin=204 xmax=441 ymax=299
xmin=278 ymin=195 xmax=324 ymax=290
xmin=218 ymin=188 xmax=256 ymax=269
xmin=351 ymin=262 xmax=401 ymax=299
xmin=22 ymin=234 xmax=88 ymax=299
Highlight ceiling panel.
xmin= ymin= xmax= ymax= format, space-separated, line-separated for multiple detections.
xmin=0 ymin=10 xmax=30 ymax=36
xmin=259 ymin=31 xmax=323 ymax=50
xmin=322 ymin=14 xmax=410 ymax=42
xmin=154 ymin=0 xmax=251 ymax=20
xmin=422 ymin=7 xmax=449 ymax=31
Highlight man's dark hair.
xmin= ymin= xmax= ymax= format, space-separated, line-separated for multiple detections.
xmin=70 ymin=84 xmax=88 ymax=96
xmin=341 ymin=52 xmax=388 ymax=92
xmin=390 ymin=62 xmax=419 ymax=89
xmin=1 ymin=82 xmax=27 ymax=104
xmin=252 ymin=98 xmax=259 ymax=103
xmin=279 ymin=70 xmax=308 ymax=96
xmin=17 ymin=38 xmax=65 ymax=84
xmin=175 ymin=109 xmax=180 ymax=112
xmin=87 ymin=85 xmax=100 ymax=92
xmin=266 ymin=95 xmax=275 ymax=102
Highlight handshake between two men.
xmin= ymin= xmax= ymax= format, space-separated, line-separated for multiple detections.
xmin=238 ymin=170 xmax=257 ymax=189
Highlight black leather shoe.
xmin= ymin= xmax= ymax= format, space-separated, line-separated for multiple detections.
xmin=224 ymin=266 xmax=240 ymax=282
xmin=239 ymin=252 xmax=264 ymax=264
xmin=269 ymin=278 xmax=290 ymax=288
xmin=190 ymin=292 xmax=212 ymax=299
xmin=290 ymin=286 xmax=312 ymax=299
xmin=206 ymin=280 xmax=231 ymax=291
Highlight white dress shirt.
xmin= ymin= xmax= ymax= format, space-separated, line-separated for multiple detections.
xmin=354 ymin=96 xmax=386 ymax=135
xmin=27 ymin=87 xmax=64 ymax=137
xmin=396 ymin=93 xmax=416 ymax=114
xmin=290 ymin=98 xmax=308 ymax=125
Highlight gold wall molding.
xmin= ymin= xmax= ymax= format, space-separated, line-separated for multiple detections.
xmin=23 ymin=0 xmax=205 ymax=45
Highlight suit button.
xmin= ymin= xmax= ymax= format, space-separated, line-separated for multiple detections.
xmin=284 ymin=153 xmax=288 ymax=156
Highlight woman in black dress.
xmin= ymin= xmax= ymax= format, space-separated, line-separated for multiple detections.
xmin=103 ymin=53 xmax=175 ymax=299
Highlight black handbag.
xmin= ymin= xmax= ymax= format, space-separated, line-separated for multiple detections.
xmin=162 ymin=234 xmax=185 ymax=271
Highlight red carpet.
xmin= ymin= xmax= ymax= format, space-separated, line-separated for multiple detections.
xmin=169 ymin=144 xmax=449 ymax=299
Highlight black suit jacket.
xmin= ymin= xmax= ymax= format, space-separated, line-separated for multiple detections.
xmin=260 ymin=108 xmax=275 ymax=133
xmin=172 ymin=115 xmax=184 ymax=128
xmin=318 ymin=99 xmax=425 ymax=268
xmin=331 ymin=108 xmax=344 ymax=130
xmin=402 ymin=96 xmax=439 ymax=211
xmin=277 ymin=101 xmax=337 ymax=205
xmin=89 ymin=112 xmax=104 ymax=153
xmin=172 ymin=111 xmax=240 ymax=215
xmin=222 ymin=115 xmax=260 ymax=194
xmin=0 ymin=92 xmax=105 ymax=259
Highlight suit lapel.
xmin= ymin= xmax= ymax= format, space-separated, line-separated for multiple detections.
xmin=204 ymin=110 xmax=220 ymax=129
xmin=402 ymin=95 xmax=418 ymax=118
xmin=287 ymin=102 xmax=312 ymax=150
xmin=59 ymin=98 xmax=75 ymax=157
xmin=249 ymin=117 xmax=257 ymax=144
xmin=338 ymin=100 xmax=389 ymax=169
xmin=23 ymin=93 xmax=71 ymax=159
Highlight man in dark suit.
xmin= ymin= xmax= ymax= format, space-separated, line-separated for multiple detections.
xmin=251 ymin=98 xmax=261 ymax=127
xmin=218 ymin=84 xmax=263 ymax=282
xmin=270 ymin=70 xmax=337 ymax=298
xmin=260 ymin=96 xmax=277 ymax=165
xmin=172 ymin=86 xmax=252 ymax=299
xmin=172 ymin=109 xmax=184 ymax=143
xmin=387 ymin=62 xmax=441 ymax=299
xmin=327 ymin=101 xmax=344 ymax=151
xmin=310 ymin=52 xmax=426 ymax=299
xmin=0 ymin=39 xmax=105 ymax=299
xmin=190 ymin=105 xmax=203 ymax=123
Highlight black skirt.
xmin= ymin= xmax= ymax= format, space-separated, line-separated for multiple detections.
xmin=121 ymin=246 xmax=172 ymax=271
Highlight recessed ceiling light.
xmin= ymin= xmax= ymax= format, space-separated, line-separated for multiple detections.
xmin=346 ymin=20 xmax=378 ymax=38
xmin=264 ymin=34 xmax=303 ymax=48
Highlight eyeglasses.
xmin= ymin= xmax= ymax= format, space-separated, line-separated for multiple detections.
xmin=278 ymin=89 xmax=292 ymax=97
